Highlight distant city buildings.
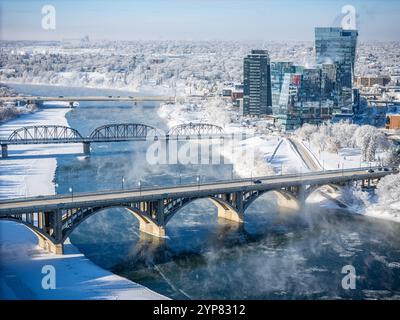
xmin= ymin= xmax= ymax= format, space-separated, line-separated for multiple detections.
xmin=233 ymin=26 xmax=397 ymax=130
xmin=356 ymin=76 xmax=391 ymax=88
xmin=266 ymin=27 xmax=359 ymax=130
xmin=243 ymin=50 xmax=272 ymax=116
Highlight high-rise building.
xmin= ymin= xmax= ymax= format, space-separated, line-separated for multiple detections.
xmin=315 ymin=27 xmax=358 ymax=88
xmin=315 ymin=27 xmax=358 ymax=112
xmin=243 ymin=50 xmax=272 ymax=116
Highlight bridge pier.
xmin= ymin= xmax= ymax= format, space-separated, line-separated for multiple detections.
xmin=83 ymin=142 xmax=91 ymax=155
xmin=210 ymin=197 xmax=244 ymax=223
xmin=36 ymin=235 xmax=64 ymax=254
xmin=139 ymin=220 xmax=166 ymax=238
xmin=126 ymin=205 xmax=166 ymax=238
xmin=1 ymin=144 xmax=8 ymax=158
xmin=296 ymin=185 xmax=307 ymax=209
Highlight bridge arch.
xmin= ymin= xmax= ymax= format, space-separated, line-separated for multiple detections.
xmin=61 ymin=205 xmax=164 ymax=243
xmin=164 ymin=196 xmax=243 ymax=225
xmin=243 ymin=189 xmax=300 ymax=212
xmin=168 ymin=122 xmax=224 ymax=136
xmin=304 ymin=184 xmax=342 ymax=200
xmin=8 ymin=125 xmax=83 ymax=142
xmin=89 ymin=123 xmax=160 ymax=140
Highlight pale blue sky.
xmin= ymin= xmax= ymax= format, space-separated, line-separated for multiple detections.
xmin=1 ymin=0 xmax=399 ymax=41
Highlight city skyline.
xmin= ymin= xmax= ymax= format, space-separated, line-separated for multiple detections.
xmin=1 ymin=0 xmax=400 ymax=41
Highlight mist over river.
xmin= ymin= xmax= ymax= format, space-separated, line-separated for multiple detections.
xmin=7 ymin=83 xmax=400 ymax=300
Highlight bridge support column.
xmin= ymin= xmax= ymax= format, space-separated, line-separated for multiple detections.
xmin=211 ymin=197 xmax=244 ymax=223
xmin=37 ymin=236 xmax=64 ymax=255
xmin=126 ymin=206 xmax=166 ymax=238
xmin=1 ymin=144 xmax=8 ymax=158
xmin=83 ymin=142 xmax=91 ymax=155
xmin=139 ymin=219 xmax=166 ymax=238
xmin=297 ymin=185 xmax=306 ymax=209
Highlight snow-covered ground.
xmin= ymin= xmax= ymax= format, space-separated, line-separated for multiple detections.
xmin=300 ymin=139 xmax=381 ymax=171
xmin=0 ymin=105 xmax=166 ymax=300
xmin=0 ymin=221 xmax=166 ymax=299
xmin=158 ymin=102 xmax=309 ymax=178
xmin=0 ymin=108 xmax=81 ymax=199
xmin=295 ymin=138 xmax=400 ymax=223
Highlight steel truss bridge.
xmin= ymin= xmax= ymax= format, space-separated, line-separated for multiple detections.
xmin=0 ymin=167 xmax=395 ymax=254
xmin=0 ymin=122 xmax=229 ymax=158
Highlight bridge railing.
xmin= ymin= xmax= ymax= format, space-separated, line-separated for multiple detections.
xmin=0 ymin=166 xmax=389 ymax=206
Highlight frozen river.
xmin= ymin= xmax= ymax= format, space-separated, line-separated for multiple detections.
xmin=3 ymin=83 xmax=400 ymax=300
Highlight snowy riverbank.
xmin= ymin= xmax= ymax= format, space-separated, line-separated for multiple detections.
xmin=157 ymin=102 xmax=309 ymax=177
xmin=0 ymin=105 xmax=166 ymax=300
xmin=157 ymin=102 xmax=400 ymax=224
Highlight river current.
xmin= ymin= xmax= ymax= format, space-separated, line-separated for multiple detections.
xmin=7 ymin=83 xmax=400 ymax=300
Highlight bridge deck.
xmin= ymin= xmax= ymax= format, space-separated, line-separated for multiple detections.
xmin=0 ymin=168 xmax=394 ymax=214
xmin=0 ymin=133 xmax=244 ymax=145
xmin=0 ymin=96 xmax=175 ymax=102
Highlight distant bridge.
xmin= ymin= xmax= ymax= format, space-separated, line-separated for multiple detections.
xmin=0 ymin=95 xmax=176 ymax=105
xmin=0 ymin=167 xmax=395 ymax=254
xmin=0 ymin=122 xmax=231 ymax=158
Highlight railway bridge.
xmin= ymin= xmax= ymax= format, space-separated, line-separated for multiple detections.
xmin=0 ymin=122 xmax=228 ymax=158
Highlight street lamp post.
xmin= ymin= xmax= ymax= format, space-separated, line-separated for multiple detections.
xmin=196 ymin=176 xmax=200 ymax=190
xmin=69 ymin=187 xmax=73 ymax=201
xmin=138 ymin=180 xmax=141 ymax=195
xmin=122 ymin=176 xmax=125 ymax=190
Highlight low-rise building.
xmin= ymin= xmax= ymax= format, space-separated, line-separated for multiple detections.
xmin=386 ymin=114 xmax=400 ymax=129
xmin=356 ymin=76 xmax=391 ymax=87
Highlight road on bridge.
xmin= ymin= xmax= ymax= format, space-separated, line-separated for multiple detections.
xmin=0 ymin=168 xmax=393 ymax=214
xmin=287 ymin=138 xmax=322 ymax=171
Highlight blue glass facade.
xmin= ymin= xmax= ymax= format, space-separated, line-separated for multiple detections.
xmin=315 ymin=27 xmax=358 ymax=110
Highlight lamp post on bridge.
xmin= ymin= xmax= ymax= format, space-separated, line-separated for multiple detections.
xmin=69 ymin=187 xmax=73 ymax=202
xmin=138 ymin=180 xmax=141 ymax=196
xmin=122 ymin=176 xmax=125 ymax=190
xmin=196 ymin=175 xmax=200 ymax=190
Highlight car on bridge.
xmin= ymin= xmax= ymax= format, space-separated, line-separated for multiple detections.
xmin=253 ymin=180 xmax=262 ymax=184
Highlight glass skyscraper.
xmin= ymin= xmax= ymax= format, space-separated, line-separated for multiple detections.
xmin=315 ymin=27 xmax=358 ymax=111
xmin=243 ymin=50 xmax=272 ymax=116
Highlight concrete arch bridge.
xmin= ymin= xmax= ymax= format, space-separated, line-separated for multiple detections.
xmin=0 ymin=168 xmax=394 ymax=254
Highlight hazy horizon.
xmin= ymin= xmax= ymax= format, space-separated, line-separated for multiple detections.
xmin=1 ymin=0 xmax=399 ymax=42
